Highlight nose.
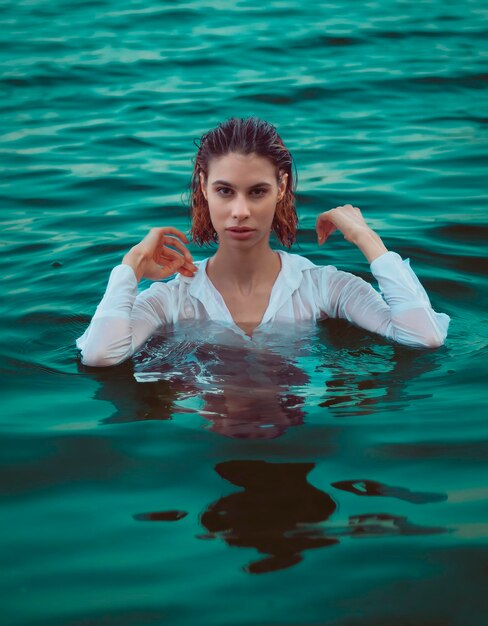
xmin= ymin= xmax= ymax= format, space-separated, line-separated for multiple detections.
xmin=231 ymin=194 xmax=251 ymax=221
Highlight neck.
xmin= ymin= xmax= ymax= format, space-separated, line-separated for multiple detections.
xmin=209 ymin=241 xmax=280 ymax=291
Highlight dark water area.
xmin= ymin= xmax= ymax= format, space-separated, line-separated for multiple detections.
xmin=1 ymin=1 xmax=487 ymax=625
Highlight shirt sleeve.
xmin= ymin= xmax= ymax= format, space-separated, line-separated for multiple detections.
xmin=320 ymin=251 xmax=450 ymax=348
xmin=76 ymin=264 xmax=179 ymax=367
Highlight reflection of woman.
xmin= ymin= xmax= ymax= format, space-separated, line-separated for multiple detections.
xmin=192 ymin=342 xmax=309 ymax=439
xmin=134 ymin=460 xmax=447 ymax=575
xmin=77 ymin=116 xmax=449 ymax=367
xmin=200 ymin=461 xmax=338 ymax=574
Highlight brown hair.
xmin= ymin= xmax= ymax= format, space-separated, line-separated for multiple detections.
xmin=189 ymin=116 xmax=298 ymax=247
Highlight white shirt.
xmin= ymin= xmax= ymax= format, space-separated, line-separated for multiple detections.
xmin=76 ymin=250 xmax=450 ymax=367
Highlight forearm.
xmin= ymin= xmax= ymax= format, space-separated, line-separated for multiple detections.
xmin=76 ymin=265 xmax=139 ymax=366
xmin=122 ymin=250 xmax=145 ymax=283
xmin=76 ymin=265 xmax=165 ymax=367
xmin=77 ymin=315 xmax=136 ymax=367
xmin=367 ymin=252 xmax=450 ymax=347
xmin=352 ymin=227 xmax=388 ymax=263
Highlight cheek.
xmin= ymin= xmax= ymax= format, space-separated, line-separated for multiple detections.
xmin=207 ymin=201 xmax=225 ymax=226
xmin=263 ymin=201 xmax=277 ymax=224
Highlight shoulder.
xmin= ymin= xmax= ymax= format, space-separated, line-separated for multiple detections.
xmin=277 ymin=250 xmax=318 ymax=272
xmin=278 ymin=250 xmax=338 ymax=280
xmin=276 ymin=251 xmax=340 ymax=300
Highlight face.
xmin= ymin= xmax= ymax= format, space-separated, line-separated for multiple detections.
xmin=199 ymin=152 xmax=288 ymax=247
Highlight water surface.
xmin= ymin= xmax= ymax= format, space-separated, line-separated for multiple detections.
xmin=1 ymin=1 xmax=487 ymax=625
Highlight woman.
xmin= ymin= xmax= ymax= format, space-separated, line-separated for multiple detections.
xmin=77 ymin=117 xmax=450 ymax=367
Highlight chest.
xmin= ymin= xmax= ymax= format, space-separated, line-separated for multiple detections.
xmin=220 ymin=288 xmax=272 ymax=335
xmin=224 ymin=288 xmax=273 ymax=319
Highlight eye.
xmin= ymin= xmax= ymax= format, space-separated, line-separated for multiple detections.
xmin=216 ymin=187 xmax=233 ymax=196
xmin=215 ymin=187 xmax=268 ymax=198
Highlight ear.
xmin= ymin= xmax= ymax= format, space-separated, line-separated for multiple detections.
xmin=278 ymin=172 xmax=288 ymax=201
xmin=199 ymin=172 xmax=208 ymax=201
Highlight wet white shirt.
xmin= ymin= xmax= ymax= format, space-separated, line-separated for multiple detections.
xmin=76 ymin=250 xmax=450 ymax=367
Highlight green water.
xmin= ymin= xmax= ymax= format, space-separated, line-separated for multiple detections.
xmin=1 ymin=1 xmax=487 ymax=624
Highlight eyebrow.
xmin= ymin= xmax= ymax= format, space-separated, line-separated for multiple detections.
xmin=210 ymin=180 xmax=272 ymax=188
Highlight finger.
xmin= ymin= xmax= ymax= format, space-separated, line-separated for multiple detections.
xmin=143 ymin=227 xmax=190 ymax=254
xmin=144 ymin=257 xmax=184 ymax=281
xmin=316 ymin=210 xmax=334 ymax=228
xmin=160 ymin=235 xmax=193 ymax=261
xmin=159 ymin=237 xmax=192 ymax=262
xmin=156 ymin=250 xmax=198 ymax=275
xmin=155 ymin=244 xmax=184 ymax=263
xmin=175 ymin=258 xmax=198 ymax=275
xmin=152 ymin=227 xmax=190 ymax=244
xmin=177 ymin=266 xmax=197 ymax=278
xmin=321 ymin=224 xmax=337 ymax=244
xmin=154 ymin=246 xmax=187 ymax=263
xmin=162 ymin=227 xmax=190 ymax=243
xmin=316 ymin=214 xmax=336 ymax=244
xmin=181 ymin=259 xmax=198 ymax=273
xmin=318 ymin=224 xmax=337 ymax=245
xmin=157 ymin=246 xmax=197 ymax=271
xmin=316 ymin=215 xmax=327 ymax=243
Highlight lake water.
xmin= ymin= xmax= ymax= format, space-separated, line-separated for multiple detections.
xmin=1 ymin=1 xmax=487 ymax=625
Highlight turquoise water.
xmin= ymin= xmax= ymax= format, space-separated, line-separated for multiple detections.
xmin=1 ymin=0 xmax=488 ymax=624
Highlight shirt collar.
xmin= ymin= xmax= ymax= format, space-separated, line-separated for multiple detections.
xmin=184 ymin=257 xmax=232 ymax=322
xmin=260 ymin=251 xmax=316 ymax=324
xmin=181 ymin=250 xmax=317 ymax=327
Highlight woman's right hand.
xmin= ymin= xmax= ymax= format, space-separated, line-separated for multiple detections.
xmin=122 ymin=227 xmax=198 ymax=282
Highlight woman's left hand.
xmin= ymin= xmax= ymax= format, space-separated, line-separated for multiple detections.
xmin=316 ymin=204 xmax=371 ymax=245
xmin=316 ymin=204 xmax=388 ymax=263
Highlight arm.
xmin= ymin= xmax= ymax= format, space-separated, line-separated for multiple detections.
xmin=76 ymin=227 xmax=197 ymax=367
xmin=316 ymin=205 xmax=450 ymax=348
xmin=76 ymin=264 xmax=174 ymax=367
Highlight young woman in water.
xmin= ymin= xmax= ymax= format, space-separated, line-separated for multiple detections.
xmin=77 ymin=116 xmax=450 ymax=367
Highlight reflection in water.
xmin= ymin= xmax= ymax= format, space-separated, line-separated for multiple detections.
xmin=133 ymin=460 xmax=449 ymax=575
xmin=134 ymin=510 xmax=188 ymax=522
xmin=316 ymin=319 xmax=443 ymax=416
xmin=331 ymin=479 xmax=447 ymax=504
xmin=79 ymin=319 xmax=442 ymax=437
xmin=78 ymin=359 xmax=182 ymax=424
xmin=133 ymin=321 xmax=312 ymax=439
xmin=345 ymin=513 xmax=447 ymax=537
xmin=200 ymin=461 xmax=337 ymax=574
xmin=193 ymin=344 xmax=308 ymax=439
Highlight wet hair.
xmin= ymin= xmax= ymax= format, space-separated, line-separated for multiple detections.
xmin=189 ymin=116 xmax=298 ymax=247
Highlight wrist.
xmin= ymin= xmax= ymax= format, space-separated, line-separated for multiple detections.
xmin=353 ymin=227 xmax=388 ymax=263
xmin=122 ymin=249 xmax=145 ymax=282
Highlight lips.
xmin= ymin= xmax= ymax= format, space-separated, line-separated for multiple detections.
xmin=225 ymin=226 xmax=257 ymax=240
